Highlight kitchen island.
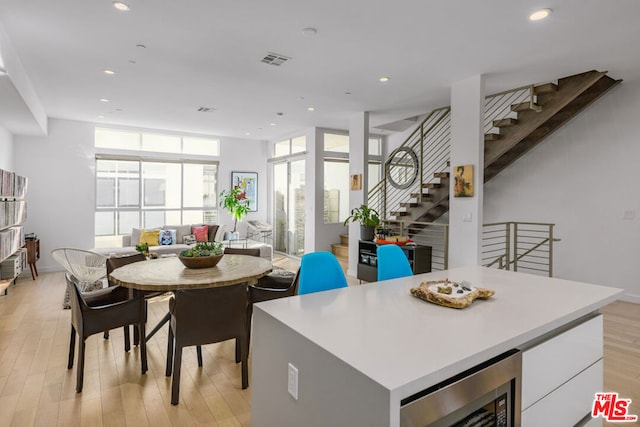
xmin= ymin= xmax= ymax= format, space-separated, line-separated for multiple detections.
xmin=251 ymin=266 xmax=622 ymax=427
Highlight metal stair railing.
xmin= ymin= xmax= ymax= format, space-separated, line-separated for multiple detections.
xmin=482 ymin=222 xmax=559 ymax=277
xmin=368 ymin=107 xmax=450 ymax=219
xmin=368 ymin=85 xmax=538 ymax=221
xmin=381 ymin=219 xmax=449 ymax=271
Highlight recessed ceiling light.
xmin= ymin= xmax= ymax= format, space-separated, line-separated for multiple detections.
xmin=307 ymin=107 xmax=315 ymax=111
xmin=344 ymin=91 xmax=352 ymax=95
xmin=100 ymin=98 xmax=110 ymax=103
xmin=302 ymin=27 xmax=318 ymax=37
xmin=379 ymin=77 xmax=390 ymax=82
xmin=97 ymin=115 xmax=105 ymax=119
xmin=245 ymin=132 xmax=251 ymax=136
xmin=104 ymin=69 xmax=115 ymax=75
xmin=529 ymin=8 xmax=552 ymax=21
xmin=113 ymin=2 xmax=130 ymax=11
xmin=270 ymin=123 xmax=277 ymax=126
xmin=129 ymin=60 xmax=137 ymax=64
xmin=136 ymin=44 xmax=146 ymax=49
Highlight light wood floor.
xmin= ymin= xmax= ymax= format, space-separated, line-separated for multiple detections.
xmin=0 ymin=267 xmax=638 ymax=426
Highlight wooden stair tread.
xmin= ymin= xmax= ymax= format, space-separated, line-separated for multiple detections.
xmin=390 ymin=211 xmax=410 ymax=217
xmin=433 ymin=172 xmax=450 ymax=178
xmin=400 ymin=202 xmax=420 ymax=208
xmin=493 ymin=118 xmax=518 ymax=128
xmin=484 ymin=133 xmax=501 ymax=141
xmin=511 ymin=101 xmax=541 ymax=112
xmin=422 ymin=183 xmax=441 ymax=189
xmin=410 ymin=193 xmax=431 ymax=199
xmin=339 ymin=234 xmax=349 ymax=245
xmin=534 ymin=82 xmax=558 ymax=95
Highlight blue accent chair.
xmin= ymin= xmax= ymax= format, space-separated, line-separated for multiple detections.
xmin=377 ymin=244 xmax=413 ymax=281
xmin=298 ymin=252 xmax=348 ymax=295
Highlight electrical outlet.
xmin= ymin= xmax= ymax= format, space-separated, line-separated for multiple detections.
xmin=288 ymin=363 xmax=299 ymax=400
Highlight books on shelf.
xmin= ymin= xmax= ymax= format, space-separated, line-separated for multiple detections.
xmin=1 ymin=168 xmax=28 ymax=270
xmin=0 ymin=168 xmax=28 ymax=199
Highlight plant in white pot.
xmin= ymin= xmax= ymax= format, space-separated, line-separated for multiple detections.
xmin=219 ymin=186 xmax=251 ymax=240
xmin=343 ymin=204 xmax=380 ymax=241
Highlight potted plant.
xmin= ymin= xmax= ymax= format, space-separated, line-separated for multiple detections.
xmin=135 ymin=242 xmax=150 ymax=258
xmin=219 ymin=186 xmax=251 ymax=240
xmin=343 ymin=204 xmax=380 ymax=241
xmin=179 ymin=242 xmax=224 ymax=268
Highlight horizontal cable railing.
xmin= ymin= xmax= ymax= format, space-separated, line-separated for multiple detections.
xmin=482 ymin=222 xmax=558 ymax=277
xmin=369 ymin=84 xmax=538 ymax=223
xmin=382 ymin=219 xmax=448 ymax=271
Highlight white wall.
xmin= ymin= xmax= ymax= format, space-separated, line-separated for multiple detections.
xmin=484 ymin=79 xmax=640 ymax=302
xmin=0 ymin=124 xmax=13 ymax=170
xmin=14 ymin=118 xmax=268 ymax=273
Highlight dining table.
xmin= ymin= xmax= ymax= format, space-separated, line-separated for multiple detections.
xmin=108 ymin=254 xmax=273 ymax=341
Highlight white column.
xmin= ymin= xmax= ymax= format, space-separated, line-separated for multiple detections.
xmin=347 ymin=112 xmax=369 ymax=277
xmin=449 ymin=75 xmax=485 ymax=268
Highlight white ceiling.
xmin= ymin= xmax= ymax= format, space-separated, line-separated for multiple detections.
xmin=0 ymin=0 xmax=639 ymax=141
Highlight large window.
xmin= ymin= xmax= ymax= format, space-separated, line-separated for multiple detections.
xmin=323 ymin=133 xmax=384 ymax=223
xmin=95 ymin=128 xmax=219 ymax=248
xmin=273 ymin=136 xmax=306 ymax=157
xmin=96 ymin=128 xmax=220 ymax=156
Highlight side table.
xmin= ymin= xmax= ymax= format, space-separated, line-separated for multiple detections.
xmin=23 ymin=239 xmax=40 ymax=280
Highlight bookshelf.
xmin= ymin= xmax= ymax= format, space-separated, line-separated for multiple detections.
xmin=0 ymin=168 xmax=28 ymax=295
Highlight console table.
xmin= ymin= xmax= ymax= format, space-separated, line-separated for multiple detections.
xmin=357 ymin=240 xmax=432 ymax=282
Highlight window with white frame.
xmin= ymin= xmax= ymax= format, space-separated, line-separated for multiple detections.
xmin=273 ymin=136 xmax=306 ymax=157
xmin=94 ymin=128 xmax=219 ymax=247
xmin=323 ymin=133 xmax=383 ymax=223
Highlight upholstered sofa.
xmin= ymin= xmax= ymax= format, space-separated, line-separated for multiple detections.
xmin=92 ymin=224 xmax=272 ymax=260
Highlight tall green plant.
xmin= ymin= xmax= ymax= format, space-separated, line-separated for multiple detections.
xmin=220 ymin=187 xmax=251 ymax=232
xmin=343 ymin=204 xmax=380 ymax=227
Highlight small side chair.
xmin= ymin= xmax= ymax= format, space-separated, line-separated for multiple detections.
xmin=66 ymin=272 xmax=147 ymax=393
xmin=298 ymin=252 xmax=348 ymax=295
xmin=377 ymin=244 xmax=413 ymax=281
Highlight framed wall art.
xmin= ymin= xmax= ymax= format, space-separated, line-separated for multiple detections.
xmin=453 ymin=164 xmax=474 ymax=197
xmin=231 ymin=171 xmax=258 ymax=211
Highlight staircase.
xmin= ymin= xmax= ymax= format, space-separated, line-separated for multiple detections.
xmin=371 ymin=70 xmax=621 ymax=226
xmin=331 ymin=234 xmax=349 ymax=269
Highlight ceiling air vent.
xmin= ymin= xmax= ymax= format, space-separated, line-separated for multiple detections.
xmin=197 ymin=107 xmax=215 ymax=113
xmin=261 ymin=52 xmax=291 ymax=66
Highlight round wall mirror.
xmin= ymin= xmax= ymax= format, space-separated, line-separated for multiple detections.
xmin=386 ymin=147 xmax=419 ymax=189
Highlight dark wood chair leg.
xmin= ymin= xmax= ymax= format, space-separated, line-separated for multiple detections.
xmin=76 ymin=339 xmax=86 ymax=393
xmin=196 ymin=345 xmax=203 ymax=367
xmin=139 ymin=322 xmax=147 ymax=374
xmin=171 ymin=346 xmax=183 ymax=405
xmin=235 ymin=338 xmax=241 ymax=363
xmin=68 ymin=326 xmax=76 ymax=369
xmin=103 ymin=331 xmax=109 ymax=340
xmin=32 ymin=262 xmax=38 ymax=277
xmin=166 ymin=325 xmax=174 ymax=377
xmin=124 ymin=326 xmax=130 ymax=352
xmin=241 ymin=335 xmax=248 ymax=389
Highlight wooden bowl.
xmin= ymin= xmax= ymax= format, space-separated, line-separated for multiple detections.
xmin=178 ymin=254 xmax=223 ymax=269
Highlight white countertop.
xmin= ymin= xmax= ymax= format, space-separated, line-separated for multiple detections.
xmin=255 ymin=266 xmax=622 ymax=400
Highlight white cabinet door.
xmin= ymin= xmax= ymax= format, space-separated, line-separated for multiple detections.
xmin=522 ymin=360 xmax=602 ymax=427
xmin=521 ymin=315 xmax=603 ymax=410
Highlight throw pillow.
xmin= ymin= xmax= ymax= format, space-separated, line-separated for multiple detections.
xmin=192 ymin=225 xmax=209 ymax=242
xmin=159 ymin=229 xmax=176 ymax=245
xmin=139 ymin=229 xmax=161 ymax=246
xmin=183 ymin=234 xmax=197 ymax=245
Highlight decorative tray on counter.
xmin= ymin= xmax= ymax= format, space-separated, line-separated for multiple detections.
xmin=375 ymin=238 xmax=414 ymax=246
xmin=410 ymin=279 xmax=494 ymax=309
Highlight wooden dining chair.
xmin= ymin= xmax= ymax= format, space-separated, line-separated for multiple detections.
xmin=66 ymin=272 xmax=148 ymax=393
xmin=224 ymin=247 xmax=299 ymax=352
xmin=165 ymin=283 xmax=249 ymax=404
xmin=107 ymin=253 xmax=168 ymax=345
